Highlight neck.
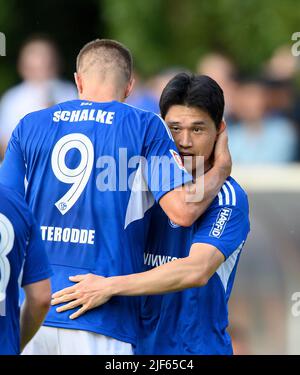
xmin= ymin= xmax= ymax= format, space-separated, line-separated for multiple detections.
xmin=192 ymin=161 xmax=212 ymax=180
xmin=79 ymin=86 xmax=126 ymax=103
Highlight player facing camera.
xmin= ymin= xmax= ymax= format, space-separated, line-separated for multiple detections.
xmin=159 ymin=72 xmax=227 ymax=178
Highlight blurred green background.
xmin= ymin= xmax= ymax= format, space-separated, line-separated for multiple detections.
xmin=0 ymin=0 xmax=300 ymax=93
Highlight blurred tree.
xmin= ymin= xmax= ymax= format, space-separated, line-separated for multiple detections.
xmin=1 ymin=0 xmax=300 ymax=93
xmin=102 ymin=0 xmax=300 ymax=77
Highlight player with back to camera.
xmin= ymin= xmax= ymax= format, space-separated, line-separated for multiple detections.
xmin=0 ymin=39 xmax=231 ymax=354
xmin=0 ymin=183 xmax=52 ymax=355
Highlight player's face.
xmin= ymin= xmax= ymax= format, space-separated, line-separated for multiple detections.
xmin=165 ymin=105 xmax=219 ymax=174
xmin=19 ymin=42 xmax=58 ymax=82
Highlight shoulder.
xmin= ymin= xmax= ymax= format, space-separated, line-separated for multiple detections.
xmin=119 ymin=103 xmax=172 ymax=137
xmin=192 ymin=177 xmax=250 ymax=246
xmin=21 ymin=100 xmax=76 ymax=123
xmin=118 ymin=101 xmax=156 ymax=121
xmin=211 ymin=176 xmax=249 ymax=214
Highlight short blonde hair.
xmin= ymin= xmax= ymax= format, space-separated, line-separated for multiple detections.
xmin=76 ymin=39 xmax=133 ymax=82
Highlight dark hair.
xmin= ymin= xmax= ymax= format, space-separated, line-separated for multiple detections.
xmin=159 ymin=73 xmax=224 ymax=128
xmin=76 ymin=38 xmax=133 ymax=82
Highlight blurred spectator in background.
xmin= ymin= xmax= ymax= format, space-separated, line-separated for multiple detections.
xmin=264 ymin=45 xmax=299 ymax=81
xmin=126 ymin=71 xmax=159 ymax=113
xmin=0 ymin=35 xmax=77 ymax=160
xmin=263 ymin=45 xmax=300 ymax=160
xmin=228 ymin=78 xmax=298 ymax=164
xmin=197 ymin=53 xmax=238 ymax=124
xmin=127 ymin=68 xmax=188 ymax=113
xmin=126 ymin=51 xmax=299 ymax=165
xmin=263 ymin=46 xmax=300 ymax=122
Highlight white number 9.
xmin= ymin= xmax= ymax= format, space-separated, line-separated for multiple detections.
xmin=0 ymin=213 xmax=14 ymax=316
xmin=51 ymin=133 xmax=94 ymax=215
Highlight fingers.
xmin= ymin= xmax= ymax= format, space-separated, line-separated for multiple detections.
xmin=52 ymin=285 xmax=76 ymax=299
xmin=70 ymin=306 xmax=89 ymax=320
xmin=51 ymin=292 xmax=80 ymax=306
xmin=55 ymin=298 xmax=83 ymax=313
xmin=215 ymin=129 xmax=229 ymax=155
xmin=216 ymin=128 xmax=228 ymax=143
xmin=51 ymin=274 xmax=91 ymax=299
xmin=69 ymin=274 xmax=88 ymax=282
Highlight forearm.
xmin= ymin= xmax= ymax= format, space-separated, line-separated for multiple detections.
xmin=20 ymin=301 xmax=48 ymax=352
xmin=109 ymin=257 xmax=204 ymax=297
xmin=178 ymin=163 xmax=228 ymax=225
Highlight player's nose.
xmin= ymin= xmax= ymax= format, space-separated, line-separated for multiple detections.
xmin=178 ymin=130 xmax=193 ymax=148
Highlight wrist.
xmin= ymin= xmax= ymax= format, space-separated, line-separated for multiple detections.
xmin=106 ymin=276 xmax=125 ymax=297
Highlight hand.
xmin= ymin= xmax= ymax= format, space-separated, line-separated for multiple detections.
xmin=214 ymin=123 xmax=232 ymax=178
xmin=51 ymin=274 xmax=113 ymax=319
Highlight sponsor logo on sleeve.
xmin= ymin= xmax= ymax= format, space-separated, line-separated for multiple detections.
xmin=209 ymin=207 xmax=232 ymax=238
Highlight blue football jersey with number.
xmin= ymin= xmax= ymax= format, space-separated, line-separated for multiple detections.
xmin=0 ymin=183 xmax=52 ymax=355
xmin=0 ymin=100 xmax=192 ymax=346
xmin=136 ymin=177 xmax=250 ymax=354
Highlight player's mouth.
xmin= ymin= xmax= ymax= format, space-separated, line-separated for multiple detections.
xmin=180 ymin=152 xmax=194 ymax=160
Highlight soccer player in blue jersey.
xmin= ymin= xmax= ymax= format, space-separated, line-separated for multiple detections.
xmin=52 ymin=73 xmax=249 ymax=355
xmin=0 ymin=183 xmax=52 ymax=355
xmin=0 ymin=39 xmax=231 ymax=354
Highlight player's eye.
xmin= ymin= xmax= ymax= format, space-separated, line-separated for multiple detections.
xmin=169 ymin=126 xmax=181 ymax=133
xmin=193 ymin=127 xmax=203 ymax=134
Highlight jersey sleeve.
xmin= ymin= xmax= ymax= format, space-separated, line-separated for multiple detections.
xmin=0 ymin=121 xmax=26 ymax=196
xmin=143 ymin=114 xmax=193 ymax=202
xmin=21 ymin=217 xmax=53 ymax=287
xmin=192 ymin=203 xmax=250 ymax=260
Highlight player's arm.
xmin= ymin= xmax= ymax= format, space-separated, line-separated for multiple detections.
xmin=51 ymin=244 xmax=223 ymax=319
xmin=159 ymin=129 xmax=231 ymax=227
xmin=110 ymin=243 xmax=224 ymax=294
xmin=20 ymin=216 xmax=53 ymax=352
xmin=52 ymin=200 xmax=249 ymax=319
xmin=20 ymin=278 xmax=51 ymax=352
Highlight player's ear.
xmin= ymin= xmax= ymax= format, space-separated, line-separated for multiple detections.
xmin=74 ymin=72 xmax=83 ymax=94
xmin=217 ymin=118 xmax=226 ymax=135
xmin=124 ymin=77 xmax=135 ymax=99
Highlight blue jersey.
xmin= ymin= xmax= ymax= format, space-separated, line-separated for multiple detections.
xmin=0 ymin=184 xmax=52 ymax=355
xmin=137 ymin=177 xmax=250 ymax=354
xmin=0 ymin=100 xmax=192 ymax=346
